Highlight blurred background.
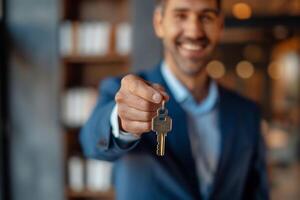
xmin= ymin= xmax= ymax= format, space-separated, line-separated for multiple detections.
xmin=0 ymin=0 xmax=300 ymax=200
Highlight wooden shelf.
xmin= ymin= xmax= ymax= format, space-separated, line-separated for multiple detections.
xmin=67 ymin=188 xmax=114 ymax=199
xmin=62 ymin=54 xmax=130 ymax=64
xmin=61 ymin=0 xmax=130 ymax=198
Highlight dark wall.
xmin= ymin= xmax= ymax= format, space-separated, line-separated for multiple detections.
xmin=1 ymin=0 xmax=8 ymax=195
xmin=6 ymin=0 xmax=63 ymax=199
xmin=0 ymin=18 xmax=6 ymax=200
xmin=132 ymin=0 xmax=162 ymax=71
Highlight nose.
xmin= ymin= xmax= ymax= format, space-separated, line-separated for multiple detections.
xmin=184 ymin=14 xmax=205 ymax=39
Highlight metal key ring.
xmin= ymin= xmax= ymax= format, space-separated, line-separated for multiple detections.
xmin=161 ymin=100 xmax=165 ymax=110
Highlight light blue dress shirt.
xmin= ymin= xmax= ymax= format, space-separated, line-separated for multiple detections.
xmin=161 ymin=62 xmax=221 ymax=199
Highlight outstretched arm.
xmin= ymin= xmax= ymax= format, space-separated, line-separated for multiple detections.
xmin=80 ymin=75 xmax=169 ymax=161
xmin=80 ymin=77 xmax=139 ymax=161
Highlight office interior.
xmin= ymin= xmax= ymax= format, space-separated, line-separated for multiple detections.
xmin=0 ymin=0 xmax=300 ymax=200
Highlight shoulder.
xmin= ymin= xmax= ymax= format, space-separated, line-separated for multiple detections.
xmin=218 ymin=85 xmax=260 ymax=115
xmin=219 ymin=85 xmax=262 ymax=144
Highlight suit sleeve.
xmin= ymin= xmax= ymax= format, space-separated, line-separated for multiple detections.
xmin=244 ymin=107 xmax=270 ymax=200
xmin=79 ymin=77 xmax=140 ymax=161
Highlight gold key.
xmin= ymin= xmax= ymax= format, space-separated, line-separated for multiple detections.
xmin=151 ymin=101 xmax=172 ymax=156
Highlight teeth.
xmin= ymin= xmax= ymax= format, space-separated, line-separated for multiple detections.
xmin=181 ymin=43 xmax=203 ymax=51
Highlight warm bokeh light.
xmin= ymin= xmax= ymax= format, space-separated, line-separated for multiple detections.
xmin=269 ymin=53 xmax=300 ymax=82
xmin=206 ymin=60 xmax=226 ymax=79
xmin=243 ymin=44 xmax=264 ymax=62
xmin=281 ymin=52 xmax=300 ymax=85
xmin=236 ymin=60 xmax=255 ymax=79
xmin=268 ymin=61 xmax=281 ymax=80
xmin=265 ymin=128 xmax=289 ymax=149
xmin=232 ymin=2 xmax=252 ymax=20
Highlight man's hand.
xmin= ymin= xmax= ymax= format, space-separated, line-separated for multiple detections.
xmin=115 ymin=74 xmax=169 ymax=136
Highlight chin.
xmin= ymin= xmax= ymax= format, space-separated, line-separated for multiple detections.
xmin=177 ymin=59 xmax=208 ymax=76
xmin=181 ymin=66 xmax=204 ymax=76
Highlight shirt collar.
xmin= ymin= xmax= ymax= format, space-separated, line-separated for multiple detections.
xmin=161 ymin=61 xmax=219 ymax=114
xmin=161 ymin=61 xmax=189 ymax=102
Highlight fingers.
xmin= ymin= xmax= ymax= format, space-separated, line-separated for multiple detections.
xmin=121 ymin=75 xmax=167 ymax=103
xmin=151 ymin=83 xmax=169 ymax=102
xmin=116 ymin=74 xmax=170 ymax=135
xmin=115 ymin=90 xmax=160 ymax=112
xmin=118 ymin=103 xmax=156 ymax=122
xmin=120 ymin=119 xmax=152 ymax=134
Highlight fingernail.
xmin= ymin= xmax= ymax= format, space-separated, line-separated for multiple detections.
xmin=152 ymin=93 xmax=162 ymax=103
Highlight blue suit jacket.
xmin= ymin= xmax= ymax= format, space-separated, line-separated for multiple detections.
xmin=80 ymin=64 xmax=269 ymax=200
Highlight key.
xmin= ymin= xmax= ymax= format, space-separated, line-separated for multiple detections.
xmin=151 ymin=100 xmax=172 ymax=156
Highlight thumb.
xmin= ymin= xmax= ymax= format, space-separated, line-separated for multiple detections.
xmin=151 ymin=83 xmax=170 ymax=102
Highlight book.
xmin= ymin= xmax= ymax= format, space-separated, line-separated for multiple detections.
xmin=115 ymin=22 xmax=132 ymax=55
xmin=86 ymin=159 xmax=113 ymax=192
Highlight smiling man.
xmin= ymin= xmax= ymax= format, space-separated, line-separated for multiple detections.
xmin=80 ymin=0 xmax=270 ymax=199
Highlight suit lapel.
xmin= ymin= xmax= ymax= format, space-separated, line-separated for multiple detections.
xmin=144 ymin=64 xmax=201 ymax=198
xmin=210 ymin=86 xmax=238 ymax=198
xmin=143 ymin=65 xmax=242 ymax=198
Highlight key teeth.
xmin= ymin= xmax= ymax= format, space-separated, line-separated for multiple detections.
xmin=157 ymin=151 xmax=164 ymax=156
xmin=156 ymin=144 xmax=164 ymax=156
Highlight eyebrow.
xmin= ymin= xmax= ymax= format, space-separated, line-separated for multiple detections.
xmin=173 ymin=8 xmax=220 ymax=15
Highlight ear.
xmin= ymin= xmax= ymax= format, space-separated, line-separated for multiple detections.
xmin=153 ymin=9 xmax=164 ymax=38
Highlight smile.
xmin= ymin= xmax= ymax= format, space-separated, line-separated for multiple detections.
xmin=181 ymin=43 xmax=204 ymax=51
xmin=178 ymin=42 xmax=208 ymax=58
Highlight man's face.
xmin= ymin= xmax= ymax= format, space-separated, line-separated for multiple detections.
xmin=154 ymin=0 xmax=223 ymax=76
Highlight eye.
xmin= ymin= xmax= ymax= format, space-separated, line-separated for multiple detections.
xmin=200 ymin=15 xmax=213 ymax=23
xmin=199 ymin=12 xmax=218 ymax=23
xmin=174 ymin=12 xmax=187 ymax=21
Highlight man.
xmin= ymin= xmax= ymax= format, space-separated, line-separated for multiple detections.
xmin=80 ymin=0 xmax=269 ymax=199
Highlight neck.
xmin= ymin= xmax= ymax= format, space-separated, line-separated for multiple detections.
xmin=166 ymin=61 xmax=210 ymax=103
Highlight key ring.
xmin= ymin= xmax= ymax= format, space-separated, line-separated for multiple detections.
xmin=161 ymin=100 xmax=165 ymax=110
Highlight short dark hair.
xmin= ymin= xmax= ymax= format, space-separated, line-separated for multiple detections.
xmin=155 ymin=0 xmax=222 ymax=11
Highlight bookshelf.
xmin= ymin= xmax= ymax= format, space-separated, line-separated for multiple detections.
xmin=66 ymin=189 xmax=115 ymax=199
xmin=62 ymin=55 xmax=129 ymax=65
xmin=60 ymin=0 xmax=131 ymax=199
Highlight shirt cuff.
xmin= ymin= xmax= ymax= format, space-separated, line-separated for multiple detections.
xmin=110 ymin=104 xmax=141 ymax=142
